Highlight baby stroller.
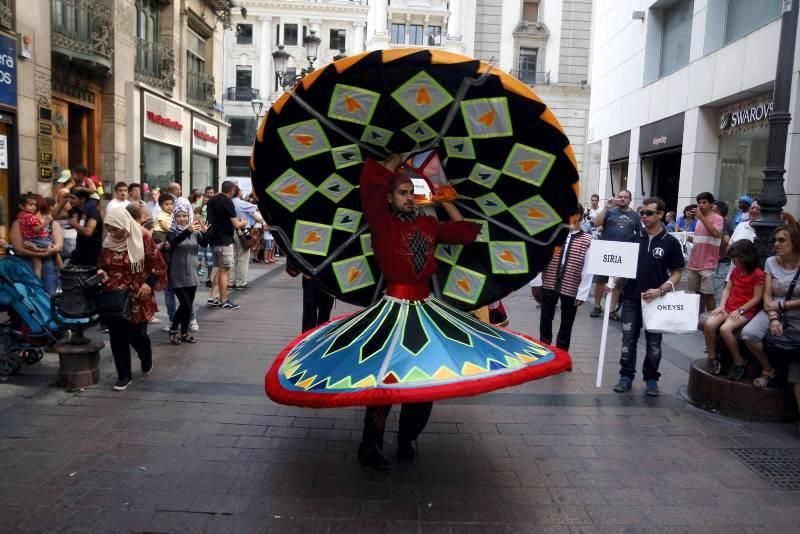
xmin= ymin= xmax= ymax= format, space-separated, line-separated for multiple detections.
xmin=0 ymin=256 xmax=89 ymax=375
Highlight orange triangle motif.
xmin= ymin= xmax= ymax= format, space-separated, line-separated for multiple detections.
xmin=280 ymin=184 xmax=300 ymax=196
xmin=292 ymin=134 xmax=314 ymax=147
xmin=304 ymin=231 xmax=322 ymax=244
xmin=528 ymin=207 xmax=546 ymax=219
xmin=499 ymin=250 xmax=518 ymax=264
xmin=347 ymin=267 xmax=361 ymax=283
xmin=520 ymin=160 xmax=539 ymax=173
xmin=416 ymin=85 xmax=432 ymax=106
xmin=478 ymin=110 xmax=496 ymax=128
xmin=456 ymin=277 xmax=471 ymax=293
xmin=344 ymin=94 xmax=362 ymax=113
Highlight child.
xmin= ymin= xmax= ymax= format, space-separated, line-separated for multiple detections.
xmin=16 ymin=194 xmax=64 ymax=278
xmin=703 ymin=240 xmax=765 ymax=379
xmin=153 ymin=193 xmax=175 ymax=243
xmin=263 ymin=226 xmax=276 ymax=264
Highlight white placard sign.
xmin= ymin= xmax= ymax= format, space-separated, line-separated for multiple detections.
xmin=587 ymin=240 xmax=640 ymax=278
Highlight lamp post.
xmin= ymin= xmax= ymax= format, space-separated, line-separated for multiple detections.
xmin=271 ymin=45 xmax=291 ymax=89
xmin=333 ymin=48 xmax=348 ymax=62
xmin=303 ymin=29 xmax=322 ymax=73
xmin=272 ymin=30 xmax=335 ymax=91
xmin=753 ymin=0 xmax=799 ymax=259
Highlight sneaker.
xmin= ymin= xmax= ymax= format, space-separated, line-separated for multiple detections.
xmin=236 ymin=284 xmax=248 ymax=290
xmin=189 ymin=320 xmax=199 ymax=332
xmin=221 ymin=300 xmax=240 ymax=310
xmin=142 ymin=360 xmax=153 ymax=375
xmin=149 ymin=317 xmax=162 ymax=324
xmin=100 ymin=327 xmax=109 ymax=334
xmin=207 ymin=297 xmax=221 ymax=307
xmin=709 ymin=359 xmax=722 ymax=376
xmin=358 ymin=444 xmax=389 ymax=471
xmin=613 ymin=376 xmax=632 ymax=393
xmin=396 ymin=441 xmax=416 ymax=463
xmin=161 ymin=325 xmax=171 ymax=332
xmin=113 ymin=378 xmax=132 ymax=391
xmin=645 ymin=379 xmax=660 ymax=397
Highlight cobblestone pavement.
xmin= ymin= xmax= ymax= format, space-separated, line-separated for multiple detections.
xmin=1 ymin=261 xmax=800 ymax=533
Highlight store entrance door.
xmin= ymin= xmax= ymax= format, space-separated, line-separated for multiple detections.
xmin=651 ymin=151 xmax=682 ymax=212
xmin=52 ymin=97 xmax=95 ymax=175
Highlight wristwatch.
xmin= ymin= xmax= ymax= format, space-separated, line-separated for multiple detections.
xmin=738 ymin=308 xmax=745 ymax=316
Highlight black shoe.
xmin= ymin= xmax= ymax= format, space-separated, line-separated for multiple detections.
xmin=205 ymin=280 xmax=212 ymax=288
xmin=181 ymin=334 xmax=198 ymax=344
xmin=396 ymin=441 xmax=416 ymax=463
xmin=142 ymin=360 xmax=153 ymax=375
xmin=709 ymin=359 xmax=722 ymax=375
xmin=358 ymin=444 xmax=389 ymax=471
xmin=113 ymin=378 xmax=132 ymax=391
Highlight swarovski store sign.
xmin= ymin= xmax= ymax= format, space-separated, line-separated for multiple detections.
xmin=719 ymin=94 xmax=773 ymax=136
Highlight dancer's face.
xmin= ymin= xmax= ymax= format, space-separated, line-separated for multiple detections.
xmin=389 ymin=183 xmax=415 ymax=213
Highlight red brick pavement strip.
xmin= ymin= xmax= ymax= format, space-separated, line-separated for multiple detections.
xmin=0 ymin=262 xmax=800 ymax=531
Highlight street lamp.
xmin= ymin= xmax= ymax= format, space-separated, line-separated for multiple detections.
xmin=303 ymin=29 xmax=322 ymax=71
xmin=271 ymin=45 xmax=291 ymax=88
xmin=251 ymin=99 xmax=264 ymax=119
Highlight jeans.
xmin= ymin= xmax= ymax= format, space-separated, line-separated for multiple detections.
xmin=619 ymin=298 xmax=663 ymax=381
xmin=361 ymin=402 xmax=433 ymax=448
xmin=302 ymin=276 xmax=335 ymax=332
xmin=171 ymin=286 xmax=197 ymax=335
xmin=539 ymin=288 xmax=579 ymax=350
xmin=107 ymin=319 xmax=152 ymax=381
xmin=22 ymin=256 xmax=59 ymax=296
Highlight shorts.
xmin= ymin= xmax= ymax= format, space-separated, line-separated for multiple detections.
xmin=687 ymin=268 xmax=715 ymax=294
xmin=263 ymin=238 xmax=275 ymax=250
xmin=212 ymin=244 xmax=234 ymax=269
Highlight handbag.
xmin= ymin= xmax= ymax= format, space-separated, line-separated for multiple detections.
xmin=765 ymin=268 xmax=800 ymax=352
xmin=642 ymin=282 xmax=701 ymax=334
xmin=237 ymin=228 xmax=256 ymax=249
xmin=94 ymin=289 xmax=131 ymax=321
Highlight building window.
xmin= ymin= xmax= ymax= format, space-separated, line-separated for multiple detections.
xmin=187 ymin=30 xmax=206 ymax=73
xmin=284 ymin=23 xmax=298 ymax=46
xmin=523 ymin=0 xmax=540 ymax=22
xmin=236 ymin=66 xmax=252 ymax=89
xmin=236 ymin=24 xmax=253 ymax=45
xmin=228 ymin=117 xmax=257 ymax=146
xmin=275 ymin=23 xmax=280 ymax=45
xmin=427 ymin=25 xmax=441 ymax=46
xmin=725 ymin=0 xmax=781 ymax=43
xmin=136 ymin=0 xmax=159 ymax=42
xmin=226 ymin=155 xmax=251 ymax=177
xmin=391 ymin=23 xmax=405 ymax=44
xmin=518 ymin=47 xmax=539 ymax=83
xmin=409 ymin=24 xmax=424 ymax=45
xmin=659 ymin=0 xmax=693 ymax=77
xmin=330 ymin=29 xmax=346 ymax=51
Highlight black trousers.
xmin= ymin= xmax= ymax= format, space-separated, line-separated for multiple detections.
xmin=301 ymin=277 xmax=335 ymax=333
xmin=107 ymin=319 xmax=152 ymax=381
xmin=361 ymin=402 xmax=433 ymax=449
xmin=539 ymin=288 xmax=579 ymax=351
xmin=170 ymin=286 xmax=197 ymax=335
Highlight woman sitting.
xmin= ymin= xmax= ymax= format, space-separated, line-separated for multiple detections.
xmin=703 ymin=240 xmax=764 ymax=378
xmin=742 ymin=224 xmax=800 ymax=389
xmin=96 ymin=208 xmax=167 ymax=391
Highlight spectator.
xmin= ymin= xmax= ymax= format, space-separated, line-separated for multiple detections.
xmin=589 ymin=189 xmax=639 ymax=320
xmin=743 ymin=224 xmax=800 ymax=389
xmin=207 ymin=181 xmax=247 ymax=309
xmin=128 ymin=183 xmax=146 ymax=209
xmin=539 ymin=202 xmax=594 ymax=351
xmin=232 ymin=186 xmax=264 ymax=289
xmin=10 ymin=204 xmax=63 ymax=296
xmin=687 ymin=192 xmax=724 ymax=314
xmin=613 ymin=197 xmax=684 ymax=397
xmin=0 ymin=193 xmax=7 ymax=250
xmin=105 ymin=182 xmax=130 ymax=213
xmin=730 ymin=201 xmax=760 ymax=245
xmin=15 ymin=193 xmax=63 ymax=279
xmin=200 ymin=186 xmax=215 ymax=287
xmin=146 ymin=188 xmax=161 ymax=220
xmin=126 ymin=203 xmax=153 ymax=238
xmin=262 ymin=225 xmax=276 ymax=264
xmin=704 ymin=240 xmax=765 ymax=378
xmin=96 ymin=209 xmax=167 ymax=391
xmin=677 ymin=204 xmax=697 ymax=232
xmin=665 ymin=211 xmax=677 ymax=232
xmin=67 ymin=187 xmax=104 ymax=268
xmin=713 ymin=200 xmax=735 ymax=300
xmin=734 ymin=195 xmax=753 ymax=225
xmin=154 ymin=193 xmax=175 ymax=241
xmin=71 ymin=164 xmax=103 ymax=205
xmin=167 ymin=182 xmax=194 ymax=223
xmin=581 ymin=194 xmax=601 ymax=235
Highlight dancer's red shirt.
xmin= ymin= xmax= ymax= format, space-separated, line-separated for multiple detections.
xmin=360 ymin=159 xmax=481 ymax=300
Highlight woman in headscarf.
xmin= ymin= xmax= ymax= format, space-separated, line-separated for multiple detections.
xmin=163 ymin=204 xmax=208 ymax=344
xmin=96 ymin=208 xmax=167 ymax=391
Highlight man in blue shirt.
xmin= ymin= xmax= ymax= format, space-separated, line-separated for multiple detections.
xmin=613 ymin=196 xmax=684 ymax=397
xmin=232 ymin=186 xmax=265 ymax=289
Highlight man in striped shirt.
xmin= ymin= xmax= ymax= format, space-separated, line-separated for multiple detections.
xmin=687 ymin=192 xmax=724 ymax=314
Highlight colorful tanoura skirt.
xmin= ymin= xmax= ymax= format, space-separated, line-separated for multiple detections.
xmin=266 ymin=296 xmax=571 ymax=408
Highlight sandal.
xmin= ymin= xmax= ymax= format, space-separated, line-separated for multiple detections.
xmin=609 ymin=311 xmax=621 ymax=322
xmin=753 ymin=369 xmax=777 ymax=389
xmin=181 ymin=334 xmax=198 ymax=344
xmin=169 ymin=330 xmax=181 ymax=345
xmin=590 ymin=306 xmax=602 ymax=318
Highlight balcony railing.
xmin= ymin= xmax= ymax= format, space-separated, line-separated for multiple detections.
xmin=51 ymin=0 xmax=113 ymax=73
xmin=512 ymin=70 xmax=550 ymax=86
xmin=226 ymin=87 xmax=260 ymax=102
xmin=187 ymin=70 xmax=215 ymax=109
xmin=0 ymin=0 xmax=13 ymax=30
xmin=134 ymin=37 xmax=175 ymax=91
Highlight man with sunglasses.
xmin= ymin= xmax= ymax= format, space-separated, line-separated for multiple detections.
xmin=613 ymin=197 xmax=684 ymax=397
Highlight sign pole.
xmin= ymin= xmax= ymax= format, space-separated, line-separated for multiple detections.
xmin=595 ymin=277 xmax=614 ymax=388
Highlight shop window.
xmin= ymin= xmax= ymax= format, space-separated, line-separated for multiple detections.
xmin=427 ymin=26 xmax=441 ymax=46
xmin=659 ymin=0 xmax=693 ymax=77
xmin=228 ymin=117 xmax=257 ymax=146
xmin=330 ymin=29 xmax=346 ymax=51
xmin=725 ymin=0 xmax=781 ymax=44
xmin=284 ymin=23 xmax=298 ymax=46
xmin=227 ymin=155 xmax=251 ymax=177
xmin=236 ymin=24 xmax=253 ymax=45
xmin=523 ymin=0 xmax=540 ymax=22
xmin=391 ymin=23 xmax=405 ymax=44
xmin=409 ymin=25 xmax=424 ymax=45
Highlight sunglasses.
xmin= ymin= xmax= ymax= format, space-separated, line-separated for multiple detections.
xmin=638 ymin=210 xmax=660 ymax=217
